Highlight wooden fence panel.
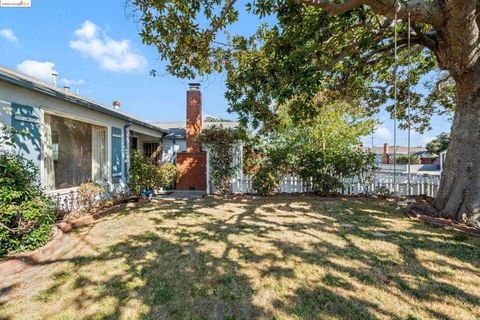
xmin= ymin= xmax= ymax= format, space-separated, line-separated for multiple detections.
xmin=230 ymin=172 xmax=441 ymax=197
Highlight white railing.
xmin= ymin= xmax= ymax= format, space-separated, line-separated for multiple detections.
xmin=231 ymin=172 xmax=441 ymax=197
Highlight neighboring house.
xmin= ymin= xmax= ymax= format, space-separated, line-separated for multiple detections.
xmin=0 ymin=65 xmax=167 ymax=200
xmin=369 ymin=143 xmax=433 ymax=165
xmin=155 ymin=120 xmax=239 ymax=164
xmin=368 ymin=143 xmax=440 ymax=173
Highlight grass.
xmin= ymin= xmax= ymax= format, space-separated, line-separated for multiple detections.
xmin=1 ymin=196 xmax=479 ymax=320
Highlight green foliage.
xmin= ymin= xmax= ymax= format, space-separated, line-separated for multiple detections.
xmin=133 ymin=1 xmax=452 ymax=132
xmin=297 ymin=148 xmax=376 ymax=196
xmin=426 ymin=132 xmax=450 ymax=156
xmin=251 ymin=164 xmax=279 ymax=196
xmin=157 ymin=162 xmax=179 ymax=189
xmin=0 ymin=152 xmax=55 ymax=257
xmin=198 ymin=125 xmax=243 ymax=194
xmin=0 ymin=125 xmax=29 ymax=148
xmin=129 ymin=150 xmax=163 ymax=195
xmin=396 ymin=155 xmax=421 ymax=165
xmin=77 ymin=182 xmax=106 ymax=212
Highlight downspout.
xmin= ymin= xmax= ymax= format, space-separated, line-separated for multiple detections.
xmin=124 ymin=122 xmax=133 ymax=184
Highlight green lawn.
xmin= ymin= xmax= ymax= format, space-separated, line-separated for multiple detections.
xmin=1 ymin=197 xmax=479 ymax=320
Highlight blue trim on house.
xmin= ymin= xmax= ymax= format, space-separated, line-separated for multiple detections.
xmin=0 ymin=65 xmax=168 ymax=136
xmin=11 ymin=103 xmax=42 ymax=169
xmin=111 ymin=127 xmax=123 ymax=183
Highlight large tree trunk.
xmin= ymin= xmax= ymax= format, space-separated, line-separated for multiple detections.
xmin=432 ymin=70 xmax=480 ymax=227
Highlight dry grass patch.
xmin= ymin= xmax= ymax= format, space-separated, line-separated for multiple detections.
xmin=0 ymin=197 xmax=479 ymax=320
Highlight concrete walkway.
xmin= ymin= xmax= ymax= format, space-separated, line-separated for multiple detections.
xmin=154 ymin=190 xmax=206 ymax=200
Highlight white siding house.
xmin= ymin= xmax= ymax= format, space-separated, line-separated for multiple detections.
xmin=0 ymin=65 xmax=167 ymax=202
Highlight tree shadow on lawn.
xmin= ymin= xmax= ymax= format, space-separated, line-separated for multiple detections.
xmin=27 ymin=232 xmax=266 ymax=319
xmin=3 ymin=197 xmax=479 ymax=319
xmin=152 ymin=197 xmax=480 ymax=319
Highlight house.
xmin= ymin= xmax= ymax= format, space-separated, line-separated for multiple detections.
xmin=368 ymin=143 xmax=440 ymax=173
xmin=0 ymin=65 xmax=167 ymax=200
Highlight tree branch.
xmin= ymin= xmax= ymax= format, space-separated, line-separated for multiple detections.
xmin=297 ymin=0 xmax=443 ymax=26
xmin=206 ymin=0 xmax=238 ymax=39
xmin=411 ymin=25 xmax=436 ymax=51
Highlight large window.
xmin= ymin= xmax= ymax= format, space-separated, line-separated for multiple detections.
xmin=43 ymin=114 xmax=107 ymax=190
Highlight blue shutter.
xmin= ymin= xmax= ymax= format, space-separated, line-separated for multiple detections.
xmin=111 ymin=127 xmax=123 ymax=181
xmin=11 ymin=103 xmax=41 ymax=169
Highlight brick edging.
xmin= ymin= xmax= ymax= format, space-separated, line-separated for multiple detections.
xmin=56 ymin=200 xmax=148 ymax=233
xmin=0 ymin=200 xmax=150 ymax=277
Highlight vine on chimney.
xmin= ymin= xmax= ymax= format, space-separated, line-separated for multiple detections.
xmin=198 ymin=125 xmax=244 ymax=194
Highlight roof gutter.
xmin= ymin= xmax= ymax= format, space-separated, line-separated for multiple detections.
xmin=0 ymin=67 xmax=168 ymax=135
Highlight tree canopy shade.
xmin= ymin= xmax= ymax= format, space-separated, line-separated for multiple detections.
xmin=132 ymin=0 xmax=480 ymax=226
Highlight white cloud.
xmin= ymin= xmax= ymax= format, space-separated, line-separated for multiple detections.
xmin=0 ymin=28 xmax=18 ymax=42
xmin=17 ymin=60 xmax=85 ymax=87
xmin=421 ymin=135 xmax=435 ymax=145
xmin=375 ymin=126 xmax=392 ymax=141
xmin=69 ymin=20 xmax=147 ymax=73
xmin=17 ymin=60 xmax=57 ymax=82
xmin=61 ymin=78 xmax=85 ymax=86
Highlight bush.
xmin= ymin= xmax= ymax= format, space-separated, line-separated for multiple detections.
xmin=77 ymin=182 xmax=106 ymax=212
xmin=252 ymin=165 xmax=279 ymax=196
xmin=158 ymin=162 xmax=178 ymax=189
xmin=0 ymin=152 xmax=55 ymax=257
xmin=297 ymin=148 xmax=376 ymax=196
xmin=129 ymin=150 xmax=162 ymax=195
xmin=396 ymin=155 xmax=421 ymax=165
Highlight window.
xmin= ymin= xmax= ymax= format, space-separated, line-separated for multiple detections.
xmin=43 ymin=114 xmax=107 ymax=190
xmin=143 ymin=142 xmax=160 ymax=163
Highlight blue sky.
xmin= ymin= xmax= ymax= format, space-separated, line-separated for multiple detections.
xmin=0 ymin=0 xmax=451 ymax=146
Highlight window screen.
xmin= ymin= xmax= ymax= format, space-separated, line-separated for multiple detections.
xmin=44 ymin=114 xmax=107 ymax=190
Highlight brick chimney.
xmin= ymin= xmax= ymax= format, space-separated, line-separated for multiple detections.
xmin=382 ymin=143 xmax=390 ymax=164
xmin=186 ymin=83 xmax=202 ymax=152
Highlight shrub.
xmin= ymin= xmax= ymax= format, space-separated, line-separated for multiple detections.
xmin=77 ymin=182 xmax=106 ymax=212
xmin=0 ymin=152 xmax=55 ymax=257
xmin=252 ymin=165 xmax=279 ymax=196
xmin=396 ymin=155 xmax=421 ymax=165
xmin=297 ymin=148 xmax=376 ymax=196
xmin=158 ymin=162 xmax=178 ymax=189
xmin=129 ymin=150 xmax=163 ymax=195
xmin=198 ymin=125 xmax=243 ymax=194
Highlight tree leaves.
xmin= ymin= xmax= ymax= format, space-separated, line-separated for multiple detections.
xmin=132 ymin=0 xmax=453 ymax=131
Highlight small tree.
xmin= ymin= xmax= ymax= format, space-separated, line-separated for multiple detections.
xmin=426 ymin=133 xmax=450 ymax=156
xmin=129 ymin=150 xmax=162 ymax=196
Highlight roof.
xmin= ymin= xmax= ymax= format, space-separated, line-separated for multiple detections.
xmin=0 ymin=65 xmax=168 ymax=135
xmin=155 ymin=121 xmax=239 ymax=139
xmin=368 ymin=146 xmax=427 ymax=155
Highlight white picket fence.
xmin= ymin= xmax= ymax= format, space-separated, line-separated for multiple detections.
xmin=231 ymin=172 xmax=441 ymax=197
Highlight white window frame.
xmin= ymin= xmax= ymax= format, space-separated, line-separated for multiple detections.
xmin=41 ymin=110 xmax=112 ymax=193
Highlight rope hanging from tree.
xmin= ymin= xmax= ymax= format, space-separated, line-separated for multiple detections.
xmin=393 ymin=6 xmax=398 ymax=196
xmin=393 ymin=2 xmax=412 ymax=198
xmin=407 ymin=10 xmax=412 ymax=196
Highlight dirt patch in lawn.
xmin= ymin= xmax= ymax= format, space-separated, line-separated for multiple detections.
xmin=1 ymin=197 xmax=479 ymax=320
